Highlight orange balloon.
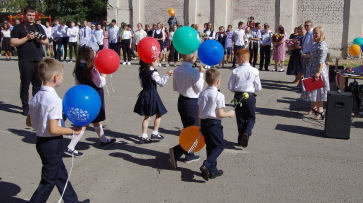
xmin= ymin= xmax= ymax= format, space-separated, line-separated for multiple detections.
xmin=179 ymin=126 xmax=205 ymax=153
xmin=349 ymin=44 xmax=361 ymax=56
xmin=168 ymin=8 xmax=175 ymax=16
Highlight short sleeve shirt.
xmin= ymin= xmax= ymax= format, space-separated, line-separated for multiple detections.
xmin=198 ymin=86 xmax=226 ymax=120
xmin=11 ymin=23 xmax=45 ymax=62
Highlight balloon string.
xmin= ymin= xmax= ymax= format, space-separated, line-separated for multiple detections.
xmin=111 ymin=74 xmax=116 ymax=93
xmin=58 ymin=129 xmax=75 ymax=203
xmin=105 ymin=84 xmax=110 ymax=97
xmin=188 ymin=132 xmax=202 ymax=153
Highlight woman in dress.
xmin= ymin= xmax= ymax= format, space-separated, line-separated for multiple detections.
xmin=300 ymin=26 xmax=330 ymax=120
xmin=1 ymin=23 xmax=12 ymax=61
xmin=45 ymin=22 xmax=54 ymax=57
xmin=102 ymin=25 xmax=109 ymax=49
xmin=286 ymin=25 xmax=304 ymax=86
xmin=272 ymin=25 xmax=287 ymax=72
xmin=225 ymin=25 xmax=233 ymax=64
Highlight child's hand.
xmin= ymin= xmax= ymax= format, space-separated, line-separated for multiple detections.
xmin=167 ymin=70 xmax=173 ymax=76
xmin=198 ymin=66 xmax=205 ymax=73
xmin=73 ymin=127 xmax=83 ymax=135
xmin=228 ymin=110 xmax=235 ymax=118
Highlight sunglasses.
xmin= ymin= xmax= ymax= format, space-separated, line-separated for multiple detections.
xmin=304 ymin=25 xmax=311 ymax=27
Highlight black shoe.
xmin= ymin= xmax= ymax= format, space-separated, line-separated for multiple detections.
xmin=22 ymin=108 xmax=29 ymax=116
xmin=265 ymin=69 xmax=269 ymax=71
xmin=209 ymin=170 xmax=223 ymax=179
xmin=151 ymin=133 xmax=164 ymax=140
xmin=231 ymin=65 xmax=237 ymax=68
xmin=185 ymin=155 xmax=200 ymax=163
xmin=200 ymin=165 xmax=210 ymax=181
xmin=79 ymin=199 xmax=90 ymax=203
xmin=169 ymin=148 xmax=177 ymax=169
xmin=139 ymin=137 xmax=153 ymax=144
xmin=259 ymin=68 xmax=263 ymax=71
xmin=100 ymin=138 xmax=116 ymax=148
xmin=241 ymin=133 xmax=249 ymax=148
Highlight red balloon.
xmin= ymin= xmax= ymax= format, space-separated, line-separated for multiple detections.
xmin=137 ymin=37 xmax=160 ymax=63
xmin=94 ymin=49 xmax=120 ymax=74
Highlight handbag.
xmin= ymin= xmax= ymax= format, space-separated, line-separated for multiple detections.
xmin=302 ymin=75 xmax=324 ymax=92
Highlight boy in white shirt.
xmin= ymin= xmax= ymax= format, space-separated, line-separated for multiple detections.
xmin=94 ymin=24 xmax=104 ymax=50
xmin=198 ymin=69 xmax=235 ymax=181
xmin=228 ymin=48 xmax=262 ymax=148
xmin=26 ymin=58 xmax=89 ymax=203
xmin=67 ymin=21 xmax=79 ymax=62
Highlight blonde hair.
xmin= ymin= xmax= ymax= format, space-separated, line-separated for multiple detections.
xmin=245 ymin=27 xmax=251 ymax=33
xmin=313 ymin=26 xmax=326 ymax=43
xmin=181 ymin=51 xmax=197 ymax=61
xmin=205 ymin=68 xmax=220 ymax=86
xmin=38 ymin=58 xmax=64 ymax=82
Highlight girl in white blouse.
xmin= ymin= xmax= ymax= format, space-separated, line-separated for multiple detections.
xmin=119 ymin=25 xmax=132 ymax=65
xmin=134 ymin=23 xmax=147 ymax=53
xmin=152 ymin=22 xmax=165 ymax=67
xmin=1 ymin=23 xmax=12 ymax=61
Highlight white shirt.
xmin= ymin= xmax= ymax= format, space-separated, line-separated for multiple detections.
xmin=108 ymin=26 xmax=119 ymax=43
xmin=94 ymin=29 xmax=104 ymax=45
xmin=251 ymin=29 xmax=261 ymax=40
xmin=302 ymin=29 xmax=315 ymax=54
xmin=204 ymin=30 xmax=216 ymax=40
xmin=139 ymin=68 xmax=170 ymax=87
xmin=56 ymin=25 xmax=68 ymax=38
xmin=173 ymin=62 xmax=204 ymax=98
xmin=75 ymin=62 xmax=106 ymax=88
xmin=79 ymin=26 xmax=91 ymax=41
xmin=244 ymin=33 xmax=251 ymax=49
xmin=233 ymin=28 xmax=245 ymax=46
xmin=198 ymin=86 xmax=226 ymax=120
xmin=134 ymin=30 xmax=147 ymax=45
xmin=28 ymin=86 xmax=65 ymax=137
xmin=152 ymin=29 xmax=165 ymax=40
xmin=52 ymin=24 xmax=60 ymax=39
xmin=67 ymin=27 xmax=79 ymax=42
xmin=1 ymin=29 xmax=10 ymax=38
xmin=260 ymin=30 xmax=272 ymax=45
xmin=169 ymin=31 xmax=175 ymax=41
xmin=228 ymin=63 xmax=262 ymax=93
xmin=46 ymin=27 xmax=52 ymax=38
xmin=39 ymin=24 xmax=47 ymax=37
xmin=120 ymin=30 xmax=132 ymax=40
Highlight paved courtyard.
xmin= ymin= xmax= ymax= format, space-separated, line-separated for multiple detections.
xmin=0 ymin=56 xmax=362 ymax=202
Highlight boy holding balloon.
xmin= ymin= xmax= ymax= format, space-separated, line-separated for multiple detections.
xmin=198 ymin=68 xmax=235 ymax=181
xmin=26 ymin=58 xmax=90 ymax=203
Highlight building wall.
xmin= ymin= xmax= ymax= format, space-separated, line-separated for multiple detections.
xmin=143 ymin=0 xmax=185 ymax=28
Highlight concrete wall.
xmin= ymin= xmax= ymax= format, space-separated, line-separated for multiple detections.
xmin=108 ymin=0 xmax=363 ymax=58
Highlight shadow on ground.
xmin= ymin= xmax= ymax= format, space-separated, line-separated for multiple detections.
xmin=0 ymin=178 xmax=28 ymax=203
xmin=0 ymin=101 xmax=22 ymax=115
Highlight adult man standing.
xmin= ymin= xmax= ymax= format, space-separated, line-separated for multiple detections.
xmin=250 ymin=23 xmax=261 ymax=67
xmin=67 ymin=21 xmax=79 ymax=62
xmin=259 ymin=24 xmax=272 ymax=71
xmin=232 ymin=21 xmax=245 ymax=68
xmin=11 ymin=6 xmax=49 ymax=115
xmin=52 ymin=18 xmax=60 ymax=59
xmin=79 ymin=20 xmax=91 ymax=46
xmin=301 ymin=20 xmax=314 ymax=74
xmin=108 ymin=19 xmax=119 ymax=53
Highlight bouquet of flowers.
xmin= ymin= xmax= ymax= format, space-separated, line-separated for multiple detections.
xmin=286 ymin=38 xmax=300 ymax=47
xmin=272 ymin=33 xmax=284 ymax=42
xmin=201 ymin=33 xmax=207 ymax=37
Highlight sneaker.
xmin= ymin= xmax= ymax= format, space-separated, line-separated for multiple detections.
xmin=122 ymin=62 xmax=126 ymax=65
xmin=100 ymin=138 xmax=116 ymax=148
xmin=67 ymin=60 xmax=72 ymax=63
xmin=140 ymin=137 xmax=153 ymax=144
xmin=64 ymin=148 xmax=84 ymax=157
xmin=151 ymin=133 xmax=164 ymax=140
xmin=165 ymin=64 xmax=169 ymax=67
xmin=162 ymin=59 xmax=165 ymax=62
xmin=169 ymin=148 xmax=177 ymax=169
xmin=127 ymin=62 xmax=131 ymax=65
xmin=158 ymin=63 xmax=162 ymax=67
xmin=185 ymin=155 xmax=200 ymax=163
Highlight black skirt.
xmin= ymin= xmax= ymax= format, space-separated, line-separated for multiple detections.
xmin=134 ymin=89 xmax=167 ymax=116
xmin=158 ymin=40 xmax=164 ymax=51
xmin=91 ymin=88 xmax=106 ymax=123
xmin=1 ymin=37 xmax=11 ymax=52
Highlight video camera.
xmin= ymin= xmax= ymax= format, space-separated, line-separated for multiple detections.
xmin=29 ymin=30 xmax=47 ymax=40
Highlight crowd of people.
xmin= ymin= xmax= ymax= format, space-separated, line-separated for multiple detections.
xmin=9 ymin=5 xmax=331 ymax=202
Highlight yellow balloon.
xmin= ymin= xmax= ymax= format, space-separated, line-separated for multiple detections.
xmin=349 ymin=44 xmax=361 ymax=56
xmin=168 ymin=8 xmax=175 ymax=16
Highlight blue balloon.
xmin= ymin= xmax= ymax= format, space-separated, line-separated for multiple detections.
xmin=198 ymin=40 xmax=224 ymax=66
xmin=63 ymin=85 xmax=101 ymax=127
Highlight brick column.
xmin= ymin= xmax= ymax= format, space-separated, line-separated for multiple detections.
xmin=278 ymin=0 xmax=297 ymax=34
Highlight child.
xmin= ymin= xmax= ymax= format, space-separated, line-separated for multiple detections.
xmin=162 ymin=27 xmax=169 ymax=62
xmin=26 ymin=58 xmax=90 ymax=203
xmin=134 ymin=59 xmax=173 ymax=143
xmin=198 ymin=69 xmax=235 ymax=181
xmin=228 ymin=48 xmax=262 ymax=147
xmin=247 ymin=16 xmax=255 ymax=30
xmin=65 ymin=45 xmax=116 ymax=157
xmin=169 ymin=51 xmax=205 ymax=169
xmin=152 ymin=22 xmax=165 ymax=67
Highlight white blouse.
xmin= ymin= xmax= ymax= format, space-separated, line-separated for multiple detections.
xmin=122 ymin=30 xmax=132 ymax=40
xmin=1 ymin=29 xmax=11 ymax=38
xmin=134 ymin=30 xmax=147 ymax=45
xmin=139 ymin=68 xmax=170 ymax=87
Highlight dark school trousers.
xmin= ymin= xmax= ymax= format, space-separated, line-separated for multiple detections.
xmin=249 ymin=42 xmax=259 ymax=67
xmin=234 ymin=92 xmax=256 ymax=144
xmin=68 ymin=42 xmax=77 ymax=60
xmin=19 ymin=60 xmax=42 ymax=110
xmin=55 ymin=39 xmax=62 ymax=60
xmin=109 ymin=42 xmax=118 ymax=53
xmin=98 ymin=44 xmax=104 ymax=51
xmin=121 ymin=39 xmax=131 ymax=62
xmin=30 ymin=136 xmax=78 ymax=203
xmin=260 ymin=45 xmax=271 ymax=70
xmin=172 ymin=95 xmax=198 ymax=160
xmin=61 ymin=37 xmax=69 ymax=61
xmin=232 ymin=45 xmax=244 ymax=67
xmin=168 ymin=43 xmax=179 ymax=62
xmin=201 ymin=119 xmax=224 ymax=174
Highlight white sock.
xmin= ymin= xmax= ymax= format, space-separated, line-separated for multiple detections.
xmin=94 ymin=125 xmax=108 ymax=143
xmin=152 ymin=131 xmax=158 ymax=135
xmin=67 ymin=131 xmax=84 ymax=151
xmin=141 ymin=133 xmax=148 ymax=139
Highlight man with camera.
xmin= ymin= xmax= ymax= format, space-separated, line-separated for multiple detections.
xmin=10 ymin=6 xmax=48 ymax=116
